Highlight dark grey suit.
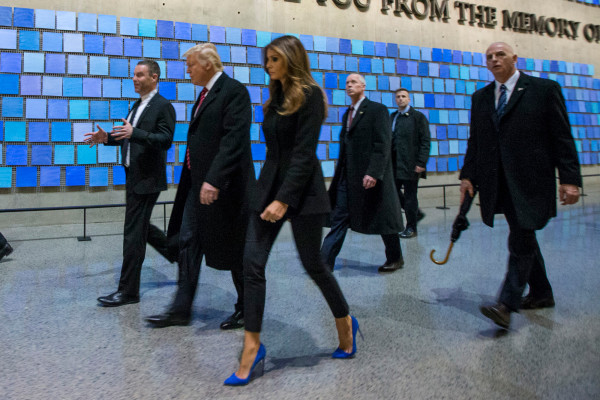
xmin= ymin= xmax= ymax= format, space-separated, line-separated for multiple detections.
xmin=460 ymin=73 xmax=581 ymax=310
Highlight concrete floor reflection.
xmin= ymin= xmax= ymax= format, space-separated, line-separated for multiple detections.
xmin=1 ymin=195 xmax=599 ymax=399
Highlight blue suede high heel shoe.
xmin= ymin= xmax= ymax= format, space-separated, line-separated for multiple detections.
xmin=332 ymin=315 xmax=361 ymax=359
xmin=224 ymin=343 xmax=266 ymax=386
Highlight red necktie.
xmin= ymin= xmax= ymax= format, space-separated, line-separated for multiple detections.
xmin=186 ymin=87 xmax=209 ymax=170
xmin=347 ymin=105 xmax=355 ymax=130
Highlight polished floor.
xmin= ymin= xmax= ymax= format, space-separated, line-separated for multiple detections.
xmin=1 ymin=194 xmax=599 ymax=400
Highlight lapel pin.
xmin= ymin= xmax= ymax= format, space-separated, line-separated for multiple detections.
xmin=518 ymin=87 xmax=524 ymax=91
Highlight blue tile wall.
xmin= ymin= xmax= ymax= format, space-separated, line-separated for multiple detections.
xmin=0 ymin=7 xmax=597 ymax=190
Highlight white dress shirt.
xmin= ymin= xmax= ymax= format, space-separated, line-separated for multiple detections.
xmin=494 ymin=70 xmax=520 ymax=108
xmin=125 ymin=88 xmax=158 ymax=167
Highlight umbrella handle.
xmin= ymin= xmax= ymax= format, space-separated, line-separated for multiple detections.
xmin=430 ymin=242 xmax=454 ymax=265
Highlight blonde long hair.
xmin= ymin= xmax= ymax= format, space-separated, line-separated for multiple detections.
xmin=263 ymin=35 xmax=328 ymax=116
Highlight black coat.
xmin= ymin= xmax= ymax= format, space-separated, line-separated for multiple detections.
xmin=460 ymin=73 xmax=582 ymax=230
xmin=390 ymin=106 xmax=430 ymax=180
xmin=106 ymin=93 xmax=175 ymax=194
xmin=253 ymin=85 xmax=330 ymax=216
xmin=167 ymin=73 xmax=254 ymax=270
xmin=329 ymin=97 xmax=403 ymax=234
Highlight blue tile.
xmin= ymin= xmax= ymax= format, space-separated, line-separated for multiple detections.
xmin=158 ymin=81 xmax=176 ymax=100
xmin=318 ymin=54 xmax=332 ymax=70
xmin=2 ymin=97 xmax=23 ymax=117
xmin=21 ymin=75 xmax=42 ymax=96
xmin=4 ymin=121 xmax=25 ymax=141
xmin=332 ymin=55 xmax=345 ymax=71
xmin=432 ymin=48 xmax=443 ymax=62
xmin=444 ymin=94 xmax=455 ymax=108
xmin=324 ymin=73 xmax=337 ymax=89
xmin=429 ymin=63 xmax=439 ymax=77
xmin=23 ymin=53 xmax=44 ymax=73
xmin=373 ymin=41 xmax=385 ymax=57
xmin=439 ymin=64 xmax=450 ymax=79
xmin=210 ymin=25 xmax=226 ymax=43
xmin=452 ymin=50 xmax=461 ymax=64
xmin=352 ymin=39 xmax=364 ymax=55
xmin=422 ymin=78 xmax=433 ymax=92
xmin=251 ymin=143 xmax=266 ymax=161
xmin=25 ymin=99 xmax=45 ymax=119
xmin=0 ymin=6 xmax=12 ymax=26
xmin=442 ymin=49 xmax=452 ymax=63
xmin=40 ymin=167 xmax=60 ymax=186
xmin=247 ymin=47 xmax=262 ymax=65
xmin=234 ymin=66 xmax=249 ymax=84
xmin=14 ymin=8 xmax=34 ymax=28
xmin=143 ymin=39 xmax=161 ymax=58
xmin=445 ymin=79 xmax=455 ymax=93
xmin=433 ymin=78 xmax=444 ymax=93
xmin=300 ymin=35 xmax=313 ymax=51
xmin=84 ymin=34 xmax=103 ymax=53
xmin=243 ymin=29 xmax=257 ymax=46
xmin=216 ymin=45 xmax=230 ymax=63
xmin=98 ymin=14 xmax=117 ymax=33
xmin=378 ymin=76 xmax=389 ymax=91
xmin=409 ymin=46 xmax=420 ymax=60
xmin=363 ymin=41 xmax=374 ymax=56
xmin=32 ymin=145 xmax=52 ymax=165
xmin=0 ymin=29 xmax=17 ymax=49
xmin=339 ymin=38 xmax=351 ymax=54
xmin=109 ymin=100 xmax=129 ymax=119
xmin=473 ymin=52 xmax=482 ymax=65
xmin=6 ymin=145 xmax=28 ymax=165
xmin=56 ymin=10 xmax=76 ymax=30
xmin=387 ymin=43 xmax=398 ymax=58
xmin=346 ymin=57 xmax=358 ymax=72
xmin=46 ymin=54 xmax=65 ymax=74
xmin=161 ymin=41 xmax=178 ymax=59
xmin=418 ymin=62 xmax=429 ymax=77
xmin=89 ymin=167 xmax=108 ymax=186
xmin=19 ymin=30 xmax=39 ymax=51
xmin=77 ymin=144 xmax=97 ymax=164
xmin=326 ymin=37 xmax=339 ymax=53
xmin=29 ymin=122 xmax=49 ymax=141
xmin=1 ymin=52 xmax=22 ymax=73
xmin=311 ymin=71 xmax=323 ymax=86
xmin=157 ymin=20 xmax=174 ymax=38
xmin=359 ymin=58 xmax=371 ymax=73
xmin=69 ymin=100 xmax=89 ymax=119
xmin=42 ymin=32 xmax=62 ymax=52
xmin=174 ymin=22 xmax=191 ymax=40
xmin=90 ymin=100 xmax=109 ymax=119
xmin=250 ymin=68 xmax=265 ymax=85
xmin=16 ymin=167 xmax=36 ymax=187
xmin=63 ymin=33 xmax=83 ymax=52
xmin=78 ymin=13 xmax=97 ymax=32
xmin=372 ymin=59 xmax=383 ymax=74
xmin=365 ymin=76 xmax=376 ymax=91
xmin=407 ymin=61 xmax=418 ymax=75
xmin=113 ymin=165 xmax=126 ymax=185
xmin=120 ymin=17 xmax=138 ymax=36
xmin=89 ymin=56 xmax=108 ymax=75
xmin=110 ymin=58 xmax=129 ymax=77
xmin=400 ymin=76 xmax=411 ymax=91
xmin=191 ymin=24 xmax=207 ymax=41
xmin=231 ymin=46 xmax=246 ymax=64
xmin=384 ymin=58 xmax=395 ymax=74
xmin=421 ymin=47 xmax=432 ymax=61
xmin=257 ymin=31 xmax=271 ymax=47
xmin=226 ymin=27 xmax=241 ymax=44
xmin=104 ymin=36 xmax=123 ymax=55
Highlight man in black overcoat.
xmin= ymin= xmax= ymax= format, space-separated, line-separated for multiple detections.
xmin=460 ymin=42 xmax=582 ymax=329
xmin=321 ymin=73 xmax=404 ymax=273
xmin=85 ymin=60 xmax=176 ymax=307
xmin=0 ymin=232 xmax=13 ymax=262
xmin=390 ymin=88 xmax=430 ymax=239
xmin=145 ymin=43 xmax=254 ymax=330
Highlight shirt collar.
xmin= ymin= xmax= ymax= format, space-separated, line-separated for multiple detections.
xmin=204 ymin=71 xmax=223 ymax=92
xmin=398 ymin=105 xmax=410 ymax=114
xmin=495 ymin=70 xmax=520 ymax=93
xmin=352 ymin=96 xmax=366 ymax=109
xmin=140 ymin=88 xmax=158 ymax=103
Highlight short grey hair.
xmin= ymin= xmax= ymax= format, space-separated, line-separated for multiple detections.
xmin=183 ymin=43 xmax=224 ymax=72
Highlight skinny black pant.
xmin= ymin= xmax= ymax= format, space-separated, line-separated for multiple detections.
xmin=243 ymin=212 xmax=350 ymax=333
xmin=498 ymin=196 xmax=553 ymax=311
xmin=169 ymin=191 xmax=244 ymax=316
xmin=321 ymin=177 xmax=402 ymax=267
xmin=396 ymin=178 xmax=420 ymax=230
xmin=117 ymin=190 xmax=160 ymax=296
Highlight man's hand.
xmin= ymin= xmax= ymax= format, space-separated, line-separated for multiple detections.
xmin=414 ymin=166 xmax=426 ymax=174
xmin=111 ymin=118 xmax=134 ymax=141
xmin=199 ymin=182 xmax=220 ymax=205
xmin=83 ymin=124 xmax=108 ymax=147
xmin=260 ymin=200 xmax=288 ymax=223
xmin=559 ymin=184 xmax=580 ymax=205
xmin=363 ymin=175 xmax=377 ymax=189
xmin=460 ymin=179 xmax=474 ymax=204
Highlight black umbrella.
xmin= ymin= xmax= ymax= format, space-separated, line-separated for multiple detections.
xmin=430 ymin=190 xmax=477 ymax=265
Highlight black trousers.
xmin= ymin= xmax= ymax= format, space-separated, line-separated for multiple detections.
xmin=169 ymin=190 xmax=244 ymax=316
xmin=321 ymin=177 xmax=402 ymax=267
xmin=496 ymin=171 xmax=553 ymax=311
xmin=396 ymin=178 xmax=420 ymax=230
xmin=0 ymin=232 xmax=7 ymax=248
xmin=117 ymin=190 xmax=160 ymax=296
xmin=244 ymin=212 xmax=350 ymax=333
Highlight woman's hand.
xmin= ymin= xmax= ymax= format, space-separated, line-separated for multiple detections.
xmin=260 ymin=200 xmax=289 ymax=223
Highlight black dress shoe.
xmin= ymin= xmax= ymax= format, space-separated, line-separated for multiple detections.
xmin=145 ymin=312 xmax=191 ymax=328
xmin=520 ymin=294 xmax=555 ymax=310
xmin=97 ymin=291 xmax=140 ymax=307
xmin=378 ymin=259 xmax=404 ymax=273
xmin=480 ymin=303 xmax=511 ymax=329
xmin=399 ymin=227 xmax=417 ymax=239
xmin=220 ymin=310 xmax=244 ymax=330
xmin=0 ymin=242 xmax=13 ymax=262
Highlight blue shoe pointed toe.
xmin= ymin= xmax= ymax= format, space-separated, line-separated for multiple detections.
xmin=224 ymin=343 xmax=266 ymax=386
xmin=332 ymin=316 xmax=361 ymax=359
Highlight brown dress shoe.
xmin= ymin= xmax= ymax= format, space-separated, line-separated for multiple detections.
xmin=480 ymin=303 xmax=511 ymax=329
xmin=520 ymin=294 xmax=555 ymax=310
xmin=378 ymin=259 xmax=404 ymax=273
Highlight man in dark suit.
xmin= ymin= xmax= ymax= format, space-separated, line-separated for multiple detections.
xmin=0 ymin=232 xmax=13 ymax=262
xmin=85 ymin=59 xmax=176 ymax=307
xmin=390 ymin=88 xmax=430 ymax=239
xmin=460 ymin=42 xmax=582 ymax=329
xmin=145 ymin=43 xmax=253 ymax=330
xmin=321 ymin=73 xmax=404 ymax=273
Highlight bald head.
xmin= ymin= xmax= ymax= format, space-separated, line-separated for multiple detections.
xmin=486 ymin=42 xmax=517 ymax=83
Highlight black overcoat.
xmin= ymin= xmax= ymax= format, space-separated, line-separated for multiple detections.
xmin=167 ymin=73 xmax=254 ymax=270
xmin=252 ymin=85 xmax=331 ymax=216
xmin=329 ymin=97 xmax=403 ymax=234
xmin=460 ymin=73 xmax=582 ymax=230
xmin=390 ymin=106 xmax=430 ymax=180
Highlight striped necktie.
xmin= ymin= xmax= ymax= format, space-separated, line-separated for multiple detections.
xmin=496 ymin=84 xmax=507 ymax=118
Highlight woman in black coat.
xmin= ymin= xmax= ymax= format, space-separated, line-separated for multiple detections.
xmin=224 ymin=35 xmax=358 ymax=386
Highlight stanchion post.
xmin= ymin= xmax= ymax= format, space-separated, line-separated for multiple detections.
xmin=436 ymin=186 xmax=450 ymax=210
xmin=77 ymin=208 xmax=92 ymax=241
